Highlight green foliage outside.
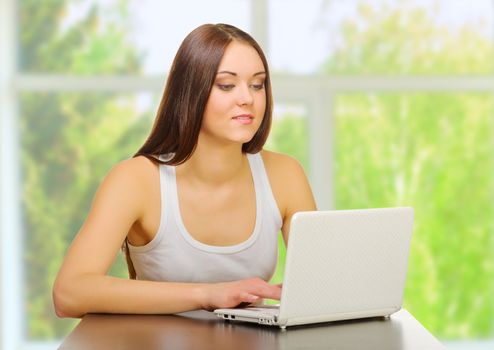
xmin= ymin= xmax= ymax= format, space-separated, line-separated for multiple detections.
xmin=17 ymin=0 xmax=493 ymax=341
xmin=268 ymin=1 xmax=494 ymax=339
xmin=334 ymin=93 xmax=493 ymax=338
xmin=321 ymin=2 xmax=494 ymax=75
xmin=265 ymin=114 xmax=309 ymax=171
xmin=19 ymin=0 xmax=150 ymax=339
xmin=325 ymin=2 xmax=494 ymax=339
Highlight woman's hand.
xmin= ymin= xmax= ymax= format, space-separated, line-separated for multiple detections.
xmin=200 ymin=278 xmax=282 ymax=311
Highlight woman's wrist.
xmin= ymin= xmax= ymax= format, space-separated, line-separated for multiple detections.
xmin=193 ymin=283 xmax=210 ymax=310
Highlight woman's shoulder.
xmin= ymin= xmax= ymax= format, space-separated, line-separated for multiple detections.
xmin=101 ymin=156 xmax=159 ymax=195
xmin=109 ymin=155 xmax=159 ymax=180
xmin=260 ymin=149 xmax=305 ymax=175
xmin=259 ymin=150 xmax=315 ymax=218
xmin=259 ymin=150 xmax=309 ymax=192
xmin=84 ymin=156 xmax=160 ymax=228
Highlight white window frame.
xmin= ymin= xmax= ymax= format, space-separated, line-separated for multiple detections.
xmin=1 ymin=0 xmax=493 ymax=349
xmin=1 ymin=0 xmax=23 ymax=349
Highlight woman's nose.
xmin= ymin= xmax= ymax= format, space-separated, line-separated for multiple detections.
xmin=236 ymin=84 xmax=254 ymax=106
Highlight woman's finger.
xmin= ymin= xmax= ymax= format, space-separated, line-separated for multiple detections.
xmin=239 ymin=292 xmax=260 ymax=303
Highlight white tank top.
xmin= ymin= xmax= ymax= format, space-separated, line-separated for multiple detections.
xmin=128 ymin=152 xmax=283 ymax=283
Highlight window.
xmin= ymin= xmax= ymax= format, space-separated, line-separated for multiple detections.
xmin=1 ymin=1 xmax=493 ymax=348
xmin=334 ymin=92 xmax=494 ymax=338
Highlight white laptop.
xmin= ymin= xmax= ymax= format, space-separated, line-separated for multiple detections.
xmin=214 ymin=207 xmax=414 ymax=329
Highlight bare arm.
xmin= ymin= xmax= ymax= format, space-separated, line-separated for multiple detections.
xmin=262 ymin=151 xmax=317 ymax=244
xmin=279 ymin=158 xmax=317 ymax=243
xmin=53 ymin=158 xmax=281 ymax=318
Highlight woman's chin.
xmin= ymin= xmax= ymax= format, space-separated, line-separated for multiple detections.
xmin=228 ymin=131 xmax=258 ymax=145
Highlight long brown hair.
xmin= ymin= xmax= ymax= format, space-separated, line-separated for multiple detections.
xmin=134 ymin=23 xmax=273 ymax=165
xmin=124 ymin=24 xmax=273 ymax=279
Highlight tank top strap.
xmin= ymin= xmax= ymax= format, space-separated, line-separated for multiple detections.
xmin=157 ymin=155 xmax=175 ymax=232
xmin=157 ymin=158 xmax=176 ymax=217
xmin=246 ymin=152 xmax=283 ymax=227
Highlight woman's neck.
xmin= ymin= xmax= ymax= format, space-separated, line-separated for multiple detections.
xmin=177 ymin=143 xmax=248 ymax=186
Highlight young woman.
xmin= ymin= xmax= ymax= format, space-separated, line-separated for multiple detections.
xmin=53 ymin=23 xmax=316 ymax=318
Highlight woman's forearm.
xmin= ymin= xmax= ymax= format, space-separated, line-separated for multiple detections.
xmin=53 ymin=275 xmax=206 ymax=318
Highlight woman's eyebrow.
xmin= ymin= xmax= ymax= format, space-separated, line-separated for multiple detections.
xmin=216 ymin=71 xmax=266 ymax=77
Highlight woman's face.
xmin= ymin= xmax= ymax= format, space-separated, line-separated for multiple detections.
xmin=201 ymin=41 xmax=267 ymax=148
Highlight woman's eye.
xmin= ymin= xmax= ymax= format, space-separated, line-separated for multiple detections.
xmin=250 ymin=83 xmax=264 ymax=91
xmin=217 ymin=84 xmax=235 ymax=91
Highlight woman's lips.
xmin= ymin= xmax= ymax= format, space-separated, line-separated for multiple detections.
xmin=232 ymin=114 xmax=254 ymax=125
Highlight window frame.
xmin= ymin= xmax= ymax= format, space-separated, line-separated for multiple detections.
xmin=1 ymin=0 xmax=24 ymax=349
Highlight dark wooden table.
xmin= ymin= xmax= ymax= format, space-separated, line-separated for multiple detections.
xmin=59 ymin=309 xmax=445 ymax=349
